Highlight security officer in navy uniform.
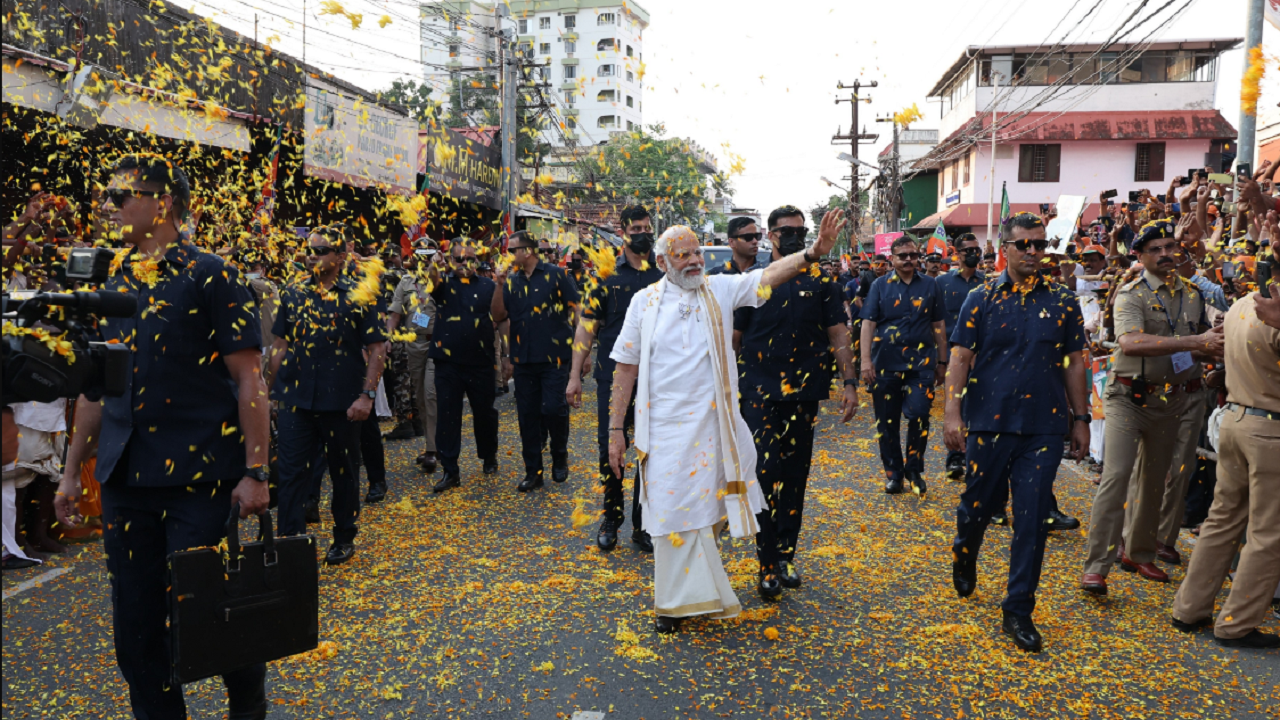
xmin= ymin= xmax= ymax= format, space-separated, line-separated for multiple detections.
xmin=266 ymin=225 xmax=388 ymax=565
xmin=944 ymin=212 xmax=1090 ymax=653
xmin=491 ymin=231 xmax=581 ymax=492
xmin=566 ymin=206 xmax=662 ymax=552
xmin=736 ymin=205 xmax=858 ymax=599
xmin=56 ymin=155 xmax=272 ymax=719
xmin=427 ymin=240 xmax=501 ymax=492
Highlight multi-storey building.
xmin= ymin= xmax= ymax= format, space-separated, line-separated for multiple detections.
xmin=912 ymin=38 xmax=1241 ymax=240
xmin=421 ymin=0 xmax=649 ymax=147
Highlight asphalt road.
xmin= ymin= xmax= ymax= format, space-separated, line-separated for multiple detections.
xmin=4 ymin=373 xmax=1278 ymax=719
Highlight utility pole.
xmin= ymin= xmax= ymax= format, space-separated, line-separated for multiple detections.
xmin=875 ymin=115 xmax=902 ymax=232
xmin=984 ymin=72 xmax=1003 ymax=251
xmin=1237 ymin=0 xmax=1264 ymax=169
xmin=833 ymin=80 xmax=878 ymax=251
xmin=498 ymin=7 xmax=519 ymax=232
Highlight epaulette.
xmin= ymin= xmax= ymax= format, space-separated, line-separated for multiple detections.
xmin=1119 ymin=277 xmax=1143 ymax=292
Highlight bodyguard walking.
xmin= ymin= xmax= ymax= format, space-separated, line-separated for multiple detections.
xmin=859 ymin=235 xmax=947 ymax=495
xmin=737 ymin=205 xmax=858 ymax=598
xmin=934 ymin=233 xmax=984 ymax=480
xmin=267 ymin=225 xmax=388 ymax=565
xmin=943 ymin=213 xmax=1090 ymax=653
xmin=566 ymin=206 xmax=662 ymax=552
xmin=491 ymin=231 xmax=581 ymax=491
xmin=428 ymin=240 xmax=501 ymax=492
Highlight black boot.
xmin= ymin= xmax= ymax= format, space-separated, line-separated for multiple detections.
xmin=908 ymin=470 xmax=927 ymax=496
xmin=1002 ymin=610 xmax=1043 ymax=653
xmin=364 ymin=483 xmax=388 ymax=504
xmin=304 ymin=498 xmax=320 ymax=525
xmin=517 ymin=472 xmax=544 ymax=493
xmin=596 ymin=520 xmax=619 ymax=552
xmin=778 ymin=560 xmax=802 ymax=589
xmin=758 ymin=564 xmax=783 ymax=600
xmin=654 ymin=616 xmax=681 ymax=634
xmin=952 ymin=559 xmax=977 ymax=598
xmin=631 ymin=530 xmax=654 ymax=553
xmin=885 ymin=476 xmax=906 ymax=495
xmin=1046 ymin=508 xmax=1080 ymax=531
xmin=433 ymin=471 xmax=460 ymax=493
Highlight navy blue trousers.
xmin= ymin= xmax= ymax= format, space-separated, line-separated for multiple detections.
xmin=595 ymin=372 xmax=643 ymax=531
xmin=435 ymin=360 xmax=500 ymax=475
xmin=952 ymin=432 xmax=1062 ymax=616
xmin=513 ymin=362 xmax=571 ymax=475
xmin=101 ymin=477 xmax=266 ymax=719
xmin=742 ymin=397 xmax=820 ymax=566
xmin=276 ymin=407 xmax=360 ymax=544
xmin=871 ymin=369 xmax=934 ymax=481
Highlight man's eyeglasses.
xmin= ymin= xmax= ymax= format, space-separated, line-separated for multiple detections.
xmin=1004 ymin=238 xmax=1049 ymax=253
xmin=961 ymin=247 xmax=982 ymax=256
xmin=104 ymin=188 xmax=160 ymax=207
xmin=731 ymin=232 xmax=762 ymax=242
xmin=773 ymin=227 xmax=809 ymax=239
xmin=308 ymin=245 xmax=339 ymax=256
xmin=894 ymin=252 xmax=921 ymax=261
xmin=669 ymin=247 xmax=704 ymax=262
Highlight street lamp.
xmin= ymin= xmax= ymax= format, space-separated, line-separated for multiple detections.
xmin=820 ymin=176 xmax=851 ymax=193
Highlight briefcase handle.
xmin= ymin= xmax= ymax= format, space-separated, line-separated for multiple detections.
xmin=226 ymin=504 xmax=279 ymax=573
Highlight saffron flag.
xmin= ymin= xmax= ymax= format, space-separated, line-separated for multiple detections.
xmin=251 ymin=125 xmax=282 ymax=233
xmin=927 ymin=219 xmax=948 ymax=256
xmin=994 ymin=182 xmax=1010 ymax=272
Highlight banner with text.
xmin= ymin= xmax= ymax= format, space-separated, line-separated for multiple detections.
xmin=417 ymin=128 xmax=503 ymax=211
xmin=304 ymin=79 xmax=417 ymax=195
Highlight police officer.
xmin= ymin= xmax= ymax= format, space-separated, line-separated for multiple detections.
xmin=56 ymin=154 xmax=271 ymax=718
xmin=859 ymin=236 xmax=947 ymax=496
xmin=1171 ymin=278 xmax=1280 ymax=648
xmin=737 ymin=205 xmax=858 ymax=599
xmin=427 ymin=240 xmax=501 ymax=492
xmin=566 ymin=205 xmax=662 ymax=552
xmin=387 ymin=240 xmax=439 ymax=473
xmin=1081 ymin=220 xmax=1223 ymax=595
xmin=934 ymin=233 xmax=985 ymax=480
xmin=267 ymin=225 xmax=388 ymax=566
xmin=943 ymin=212 xmax=1089 ymax=653
xmin=491 ymin=231 xmax=581 ymax=491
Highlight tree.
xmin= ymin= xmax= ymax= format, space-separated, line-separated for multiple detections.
xmin=446 ymin=73 xmax=500 ymax=129
xmin=571 ymin=123 xmax=710 ymax=227
xmin=374 ymin=79 xmax=435 ymax=128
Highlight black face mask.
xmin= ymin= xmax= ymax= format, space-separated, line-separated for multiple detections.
xmin=627 ymin=232 xmax=654 ymax=256
xmin=962 ymin=253 xmax=980 ymax=269
xmin=775 ymin=227 xmax=808 ymax=256
xmin=567 ymin=259 xmax=583 ymax=271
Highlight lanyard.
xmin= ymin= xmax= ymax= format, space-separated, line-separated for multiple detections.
xmin=1141 ymin=278 xmax=1183 ymax=334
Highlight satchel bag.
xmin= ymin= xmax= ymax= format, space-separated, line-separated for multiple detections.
xmin=168 ymin=505 xmax=319 ymax=685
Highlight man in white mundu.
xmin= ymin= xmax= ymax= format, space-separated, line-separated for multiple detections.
xmin=608 ymin=214 xmax=847 ymax=633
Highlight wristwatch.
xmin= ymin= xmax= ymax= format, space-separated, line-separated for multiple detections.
xmin=364 ymin=389 xmax=377 ymax=400
xmin=803 ymin=248 xmax=819 ymax=264
xmin=1073 ymin=414 xmax=1091 ymax=424
xmin=843 ymin=379 xmax=857 ymax=387
xmin=244 ymin=465 xmax=268 ymax=483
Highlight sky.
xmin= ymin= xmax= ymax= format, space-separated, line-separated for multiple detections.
xmin=192 ymin=0 xmax=1271 ymax=214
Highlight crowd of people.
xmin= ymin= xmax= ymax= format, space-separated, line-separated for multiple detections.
xmin=2 ymin=150 xmax=1278 ymax=719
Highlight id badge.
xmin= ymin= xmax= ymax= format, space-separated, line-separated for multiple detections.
xmin=1170 ymin=351 xmax=1194 ymax=375
xmin=411 ymin=311 xmax=432 ymax=329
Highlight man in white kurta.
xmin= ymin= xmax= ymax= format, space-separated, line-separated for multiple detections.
xmin=607 ymin=217 xmax=847 ymax=633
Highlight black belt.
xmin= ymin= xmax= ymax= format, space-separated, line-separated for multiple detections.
xmin=1226 ymin=403 xmax=1280 ymax=421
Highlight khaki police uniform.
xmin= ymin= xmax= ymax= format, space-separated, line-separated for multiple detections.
xmin=390 ymin=274 xmax=438 ymax=454
xmin=248 ymin=276 xmax=279 ymax=374
xmin=1173 ymin=293 xmax=1280 ymax=639
xmin=1084 ymin=269 xmax=1206 ymax=575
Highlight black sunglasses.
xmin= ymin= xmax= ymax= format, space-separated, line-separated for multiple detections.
xmin=774 ymin=227 xmax=809 ymax=238
xmin=961 ymin=247 xmax=982 ymax=256
xmin=895 ymin=252 xmax=921 ymax=261
xmin=1004 ymin=239 xmax=1049 ymax=253
xmin=104 ymin=188 xmax=160 ymax=206
xmin=308 ymin=245 xmax=339 ymax=256
xmin=731 ymin=232 xmax=762 ymax=242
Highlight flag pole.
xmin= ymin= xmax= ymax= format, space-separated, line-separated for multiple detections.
xmin=985 ymin=71 xmax=1001 ymax=251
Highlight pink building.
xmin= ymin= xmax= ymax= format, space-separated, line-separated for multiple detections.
xmin=911 ymin=39 xmax=1242 ymax=241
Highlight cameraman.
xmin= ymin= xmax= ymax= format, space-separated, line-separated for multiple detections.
xmin=54 ymin=155 xmax=271 ymax=720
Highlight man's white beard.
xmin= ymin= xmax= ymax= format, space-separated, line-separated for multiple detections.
xmin=666 ymin=265 xmax=704 ymax=290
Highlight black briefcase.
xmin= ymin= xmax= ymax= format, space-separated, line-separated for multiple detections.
xmin=168 ymin=506 xmax=319 ymax=685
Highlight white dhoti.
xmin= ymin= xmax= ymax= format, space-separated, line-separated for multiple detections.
xmin=654 ymin=525 xmax=740 ymax=619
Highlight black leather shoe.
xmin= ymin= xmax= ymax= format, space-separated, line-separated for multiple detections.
xmin=304 ymin=499 xmax=320 ymax=525
xmin=1171 ymin=616 xmax=1212 ymax=633
xmin=946 ymin=459 xmax=965 ymax=481
xmin=885 ymin=476 xmax=906 ymax=494
xmin=364 ymin=483 xmax=387 ymax=503
xmin=908 ymin=470 xmax=927 ymax=496
xmin=552 ymin=464 xmax=569 ymax=483
xmin=654 ymin=616 xmax=681 ymax=634
xmin=990 ymin=510 xmax=1009 ymax=526
xmin=419 ymin=453 xmax=438 ymax=474
xmin=596 ymin=521 xmax=619 ymax=552
xmin=324 ymin=543 xmax=356 ymax=565
xmin=1215 ymin=629 xmax=1280 ymax=649
xmin=227 ymin=681 xmax=267 ymax=720
xmin=952 ymin=560 xmax=977 ymax=598
xmin=482 ymin=458 xmax=499 ymax=475
xmin=1002 ymin=610 xmax=1043 ymax=653
xmin=433 ymin=471 xmax=460 ymax=493
xmin=383 ymin=422 xmax=415 ymax=441
xmin=631 ymin=531 xmax=654 ymax=553
xmin=778 ymin=560 xmax=802 ymax=589
xmin=517 ymin=473 xmax=544 ymax=493
xmin=1046 ymin=508 xmax=1080 ymax=531
xmin=758 ymin=565 xmax=783 ymax=600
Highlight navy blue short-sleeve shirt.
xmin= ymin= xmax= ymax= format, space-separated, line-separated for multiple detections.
xmin=737 ymin=272 xmax=845 ymax=401
xmin=580 ymin=255 xmax=661 ymax=380
xmin=96 ymin=240 xmax=262 ymax=487
xmin=271 ymin=276 xmax=388 ymax=412
xmin=858 ymin=272 xmax=944 ymax=372
xmin=949 ymin=271 xmax=1086 ymax=435
xmin=935 ymin=269 xmax=986 ymax=342
xmin=430 ymin=274 xmax=497 ymax=366
xmin=502 ymin=261 xmax=580 ymax=365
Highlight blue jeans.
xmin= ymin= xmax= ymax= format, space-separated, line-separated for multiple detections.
xmin=871 ymin=369 xmax=934 ymax=481
xmin=952 ymin=432 xmax=1062 ymax=616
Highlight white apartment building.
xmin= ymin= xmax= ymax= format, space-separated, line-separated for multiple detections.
xmin=913 ymin=39 xmax=1241 ymax=241
xmin=420 ymin=0 xmax=649 ymax=147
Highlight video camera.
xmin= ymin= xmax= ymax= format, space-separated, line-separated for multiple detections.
xmin=2 ymin=247 xmax=136 ymax=404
